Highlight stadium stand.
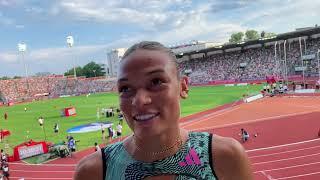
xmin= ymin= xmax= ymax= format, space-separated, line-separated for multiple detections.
xmin=178 ymin=28 xmax=320 ymax=85
xmin=1 ymin=27 xmax=320 ymax=102
xmin=0 ymin=75 xmax=116 ymax=103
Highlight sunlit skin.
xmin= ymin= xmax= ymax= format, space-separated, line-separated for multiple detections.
xmin=117 ymin=49 xmax=189 ymax=154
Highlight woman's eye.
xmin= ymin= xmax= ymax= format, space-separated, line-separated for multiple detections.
xmin=119 ymin=86 xmax=130 ymax=93
xmin=151 ymin=78 xmax=163 ymax=86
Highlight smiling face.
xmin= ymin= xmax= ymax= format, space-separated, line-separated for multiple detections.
xmin=117 ymin=49 xmax=188 ymax=137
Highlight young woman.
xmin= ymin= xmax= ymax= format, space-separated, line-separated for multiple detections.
xmin=74 ymin=41 xmax=253 ymax=180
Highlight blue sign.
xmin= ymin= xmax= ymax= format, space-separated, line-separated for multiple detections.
xmin=67 ymin=122 xmax=113 ymax=134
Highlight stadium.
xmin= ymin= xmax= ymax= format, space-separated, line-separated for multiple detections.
xmin=1 ymin=25 xmax=320 ymax=180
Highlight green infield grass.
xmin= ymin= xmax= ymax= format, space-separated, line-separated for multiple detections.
xmin=0 ymin=84 xmax=261 ymax=156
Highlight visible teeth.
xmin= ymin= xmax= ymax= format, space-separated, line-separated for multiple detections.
xmin=135 ymin=114 xmax=157 ymax=121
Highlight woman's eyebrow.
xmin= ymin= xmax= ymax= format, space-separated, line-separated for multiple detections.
xmin=117 ymin=77 xmax=128 ymax=82
xmin=147 ymin=69 xmax=165 ymax=75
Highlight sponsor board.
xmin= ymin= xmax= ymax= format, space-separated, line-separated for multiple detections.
xmin=295 ymin=89 xmax=316 ymax=93
xmin=245 ymin=94 xmax=263 ymax=103
xmin=18 ymin=144 xmax=44 ymax=159
xmin=224 ymin=84 xmax=235 ymax=87
xmin=237 ymin=83 xmax=248 ymax=86
xmin=67 ymin=122 xmax=113 ymax=133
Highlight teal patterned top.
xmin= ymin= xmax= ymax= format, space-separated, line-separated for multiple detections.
xmin=102 ymin=132 xmax=218 ymax=180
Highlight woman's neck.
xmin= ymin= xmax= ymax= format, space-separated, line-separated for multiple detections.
xmin=126 ymin=128 xmax=188 ymax=162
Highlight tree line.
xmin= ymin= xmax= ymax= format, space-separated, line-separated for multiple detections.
xmin=0 ymin=61 xmax=106 ymax=80
xmin=64 ymin=61 xmax=106 ymax=78
xmin=229 ymin=30 xmax=277 ymax=43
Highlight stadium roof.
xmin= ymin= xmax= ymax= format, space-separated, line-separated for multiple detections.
xmin=178 ymin=26 xmax=320 ymax=57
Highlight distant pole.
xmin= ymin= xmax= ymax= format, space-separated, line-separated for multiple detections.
xmin=274 ymin=41 xmax=279 ymax=78
xmin=43 ymin=124 xmax=47 ymax=141
xmin=317 ymin=49 xmax=320 ymax=80
xmin=18 ymin=42 xmax=29 ymax=93
xmin=18 ymin=43 xmax=28 ymax=77
xmin=284 ymin=40 xmax=288 ymax=84
xmin=299 ymin=37 xmax=305 ymax=88
xmin=93 ymin=70 xmax=96 ymax=77
xmin=66 ymin=36 xmax=76 ymax=78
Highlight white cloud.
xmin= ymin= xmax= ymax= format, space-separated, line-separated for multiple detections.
xmin=15 ymin=24 xmax=24 ymax=29
xmin=0 ymin=0 xmax=11 ymax=6
xmin=0 ymin=13 xmax=14 ymax=26
xmin=27 ymin=44 xmax=106 ymax=62
xmin=53 ymin=0 xmax=193 ymax=29
xmin=0 ymin=53 xmax=19 ymax=63
xmin=239 ymin=0 xmax=320 ymax=32
xmin=25 ymin=6 xmax=44 ymax=14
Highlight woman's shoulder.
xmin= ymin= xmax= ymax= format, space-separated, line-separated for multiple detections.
xmin=74 ymin=142 xmax=125 ymax=180
xmin=74 ymin=150 xmax=103 ymax=180
xmin=211 ymin=134 xmax=253 ymax=180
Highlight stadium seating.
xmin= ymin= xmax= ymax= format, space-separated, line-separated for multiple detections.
xmin=0 ymin=75 xmax=116 ymax=102
xmin=178 ymin=37 xmax=320 ymax=85
xmin=1 ymin=37 xmax=319 ymax=102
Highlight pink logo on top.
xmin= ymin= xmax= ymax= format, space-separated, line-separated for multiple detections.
xmin=178 ymin=148 xmax=201 ymax=167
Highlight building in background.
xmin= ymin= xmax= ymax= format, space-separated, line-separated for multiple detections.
xmin=106 ymin=48 xmax=127 ymax=77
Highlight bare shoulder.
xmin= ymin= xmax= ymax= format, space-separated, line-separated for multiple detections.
xmin=212 ymin=134 xmax=253 ymax=180
xmin=74 ymin=150 xmax=104 ymax=180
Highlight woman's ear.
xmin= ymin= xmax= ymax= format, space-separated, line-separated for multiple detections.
xmin=180 ymin=76 xmax=189 ymax=99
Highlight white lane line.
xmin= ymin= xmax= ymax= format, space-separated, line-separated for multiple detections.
xmin=11 ymin=169 xmax=74 ymax=173
xmin=181 ymin=106 xmax=240 ymax=127
xmin=252 ymin=152 xmax=320 ymax=165
xmin=10 ymin=177 xmax=72 ymax=180
xmin=247 ymin=138 xmax=320 ymax=153
xmin=254 ymin=161 xmax=320 ymax=173
xmin=9 ymin=162 xmax=76 ymax=167
xmin=274 ymin=171 xmax=320 ymax=180
xmin=261 ymin=171 xmax=275 ymax=180
xmin=190 ymin=110 xmax=318 ymax=131
xmin=249 ymin=145 xmax=320 ymax=158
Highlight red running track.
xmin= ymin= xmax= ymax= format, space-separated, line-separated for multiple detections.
xmin=7 ymin=95 xmax=320 ymax=180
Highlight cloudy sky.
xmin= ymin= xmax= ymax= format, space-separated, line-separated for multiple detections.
xmin=0 ymin=0 xmax=319 ymax=77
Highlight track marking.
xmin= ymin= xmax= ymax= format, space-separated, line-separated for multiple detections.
xmin=21 ymin=157 xmax=59 ymax=165
xmin=11 ymin=169 xmax=74 ymax=173
xmin=190 ymin=110 xmax=318 ymax=131
xmin=181 ymin=106 xmax=240 ymax=127
xmin=249 ymin=145 xmax=320 ymax=158
xmin=247 ymin=138 xmax=320 ymax=152
xmin=254 ymin=161 xmax=320 ymax=173
xmin=261 ymin=171 xmax=275 ymax=180
xmin=280 ymin=102 xmax=320 ymax=110
xmin=274 ymin=171 xmax=320 ymax=180
xmin=252 ymin=152 xmax=320 ymax=165
xmin=10 ymin=177 xmax=72 ymax=180
xmin=9 ymin=162 xmax=76 ymax=167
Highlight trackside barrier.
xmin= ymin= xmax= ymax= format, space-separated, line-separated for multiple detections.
xmin=224 ymin=84 xmax=235 ymax=87
xmin=237 ymin=83 xmax=248 ymax=86
xmin=245 ymin=94 xmax=263 ymax=103
xmin=295 ymin=89 xmax=316 ymax=93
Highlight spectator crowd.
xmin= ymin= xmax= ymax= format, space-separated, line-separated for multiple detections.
xmin=1 ymin=37 xmax=319 ymax=102
xmin=178 ymin=37 xmax=320 ymax=85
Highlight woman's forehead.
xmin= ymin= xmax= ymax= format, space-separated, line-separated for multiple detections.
xmin=118 ymin=50 xmax=176 ymax=76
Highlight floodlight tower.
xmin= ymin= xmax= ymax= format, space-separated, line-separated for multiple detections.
xmin=66 ymin=35 xmax=76 ymax=78
xmin=18 ymin=42 xmax=28 ymax=78
xmin=18 ymin=42 xmax=30 ymax=93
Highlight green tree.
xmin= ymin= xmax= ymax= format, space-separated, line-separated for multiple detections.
xmin=0 ymin=76 xmax=10 ymax=80
xmin=13 ymin=76 xmax=22 ymax=79
xmin=82 ymin=61 xmax=105 ymax=78
xmin=265 ymin=32 xmax=277 ymax=38
xmin=64 ymin=66 xmax=83 ymax=77
xmin=229 ymin=32 xmax=244 ymax=43
xmin=35 ymin=72 xmax=51 ymax=77
xmin=245 ymin=30 xmax=260 ymax=41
